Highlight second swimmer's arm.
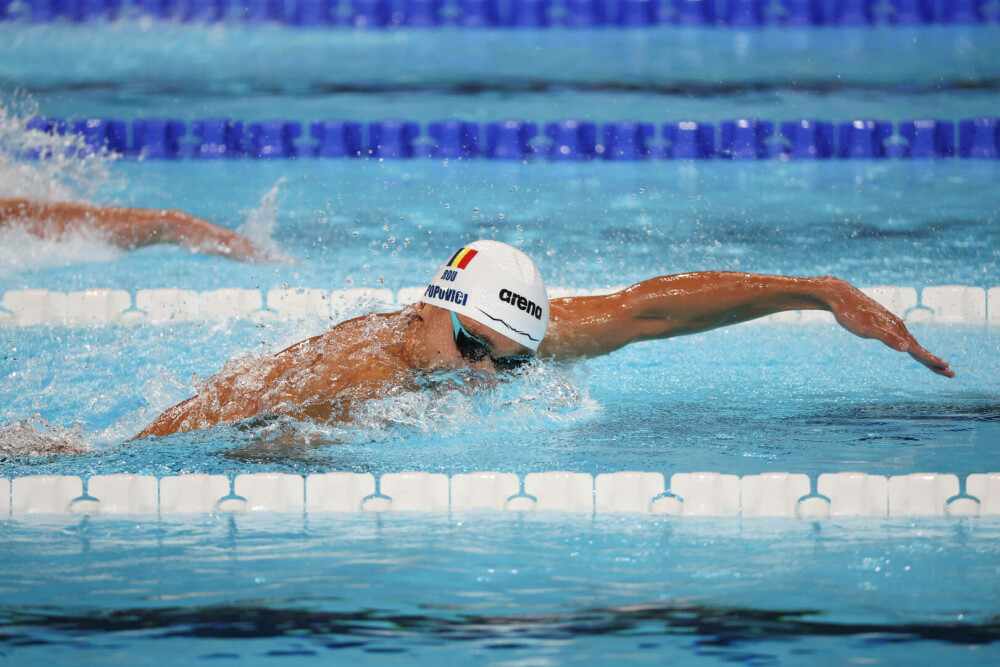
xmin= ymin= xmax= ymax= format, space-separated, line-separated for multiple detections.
xmin=0 ymin=198 xmax=270 ymax=262
xmin=541 ymin=272 xmax=953 ymax=377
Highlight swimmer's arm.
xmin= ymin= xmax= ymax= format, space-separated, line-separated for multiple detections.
xmin=540 ymin=272 xmax=953 ymax=377
xmin=0 ymin=197 xmax=270 ymax=262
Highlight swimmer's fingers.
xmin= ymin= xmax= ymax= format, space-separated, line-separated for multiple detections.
xmin=213 ymin=231 xmax=272 ymax=263
xmin=877 ymin=325 xmax=955 ymax=377
xmin=830 ymin=285 xmax=954 ymax=378
xmin=175 ymin=215 xmax=284 ymax=263
xmin=902 ymin=339 xmax=955 ymax=377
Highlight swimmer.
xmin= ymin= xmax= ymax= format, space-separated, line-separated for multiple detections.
xmin=0 ymin=198 xmax=270 ymax=262
xmin=134 ymin=240 xmax=953 ymax=439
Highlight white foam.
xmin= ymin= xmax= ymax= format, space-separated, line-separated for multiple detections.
xmin=0 ymin=227 xmax=123 ymax=279
xmin=0 ymin=415 xmax=93 ymax=457
xmin=302 ymin=362 xmax=596 ymax=446
xmin=0 ymin=97 xmax=127 ymax=276
xmin=237 ymin=178 xmax=294 ymax=262
xmin=0 ymin=95 xmax=123 ymax=203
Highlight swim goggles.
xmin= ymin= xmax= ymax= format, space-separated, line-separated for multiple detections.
xmin=451 ymin=310 xmax=534 ymax=372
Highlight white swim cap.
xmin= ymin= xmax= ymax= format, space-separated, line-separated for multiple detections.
xmin=419 ymin=240 xmax=549 ymax=351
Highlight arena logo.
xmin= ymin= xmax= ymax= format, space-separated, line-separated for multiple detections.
xmin=498 ymin=288 xmax=543 ymax=320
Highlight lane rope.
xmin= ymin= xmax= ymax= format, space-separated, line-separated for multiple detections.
xmin=21 ymin=117 xmax=1000 ymax=160
xmin=2 ymin=0 xmax=997 ymax=30
xmin=0 ymin=284 xmax=997 ymax=326
xmin=2 ymin=470 xmax=997 ymax=517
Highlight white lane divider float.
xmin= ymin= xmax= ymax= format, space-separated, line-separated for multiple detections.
xmin=2 ymin=471 xmax=998 ymax=518
xmin=1 ymin=285 xmax=997 ymax=326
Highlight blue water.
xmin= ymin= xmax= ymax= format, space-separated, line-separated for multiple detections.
xmin=3 ymin=24 xmax=1000 ymax=123
xmin=2 ymin=19 xmax=1000 ymax=666
xmin=1 ymin=322 xmax=997 ymax=476
xmin=1 ymin=515 xmax=999 ymax=665
xmin=2 ymin=160 xmax=999 ymax=294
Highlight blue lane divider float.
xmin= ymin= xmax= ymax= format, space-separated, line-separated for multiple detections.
xmin=780 ymin=119 xmax=834 ymax=158
xmin=22 ymin=116 xmax=1000 ymax=160
xmin=2 ymin=0 xmax=998 ymax=26
xmin=311 ymin=120 xmax=364 ymax=157
xmin=485 ymin=120 xmax=537 ymax=159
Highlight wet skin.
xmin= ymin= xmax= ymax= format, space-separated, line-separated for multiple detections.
xmin=0 ymin=198 xmax=269 ymax=262
xmin=134 ymin=273 xmax=953 ymax=439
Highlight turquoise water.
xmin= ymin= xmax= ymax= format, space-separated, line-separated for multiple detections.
xmin=2 ymin=160 xmax=999 ymax=294
xmin=2 ymin=515 xmax=999 ymax=665
xmin=2 ymin=322 xmax=996 ymax=475
xmin=3 ymin=24 xmax=1000 ymax=123
xmin=1 ymin=19 xmax=1000 ymax=666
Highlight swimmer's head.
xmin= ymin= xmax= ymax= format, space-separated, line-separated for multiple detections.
xmin=419 ymin=240 xmax=549 ymax=351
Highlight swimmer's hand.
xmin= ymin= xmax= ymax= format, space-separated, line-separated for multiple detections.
xmin=823 ymin=278 xmax=955 ymax=377
xmin=163 ymin=209 xmax=281 ymax=263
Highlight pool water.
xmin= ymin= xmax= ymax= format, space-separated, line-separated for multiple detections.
xmin=2 ymin=515 xmax=999 ymax=664
xmin=3 ymin=23 xmax=1000 ymax=123
xmin=1 ymin=18 xmax=1000 ymax=666
xmin=2 ymin=159 xmax=998 ymax=292
xmin=1 ymin=322 xmax=997 ymax=474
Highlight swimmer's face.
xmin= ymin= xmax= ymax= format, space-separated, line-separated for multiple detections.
xmin=450 ymin=311 xmax=535 ymax=372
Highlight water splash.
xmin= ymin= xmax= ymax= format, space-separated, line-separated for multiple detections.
xmin=0 ymin=223 xmax=123 ymax=277
xmin=238 ymin=177 xmax=294 ymax=262
xmin=0 ymin=414 xmax=94 ymax=457
xmin=0 ymin=93 xmax=128 ymax=274
xmin=0 ymin=92 xmax=124 ymax=203
xmin=281 ymin=363 xmax=599 ymax=446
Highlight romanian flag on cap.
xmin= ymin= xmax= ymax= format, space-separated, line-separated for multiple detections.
xmin=446 ymin=247 xmax=478 ymax=270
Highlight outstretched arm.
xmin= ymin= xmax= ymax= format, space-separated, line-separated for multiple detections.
xmin=539 ymin=272 xmax=953 ymax=377
xmin=0 ymin=198 xmax=271 ymax=262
